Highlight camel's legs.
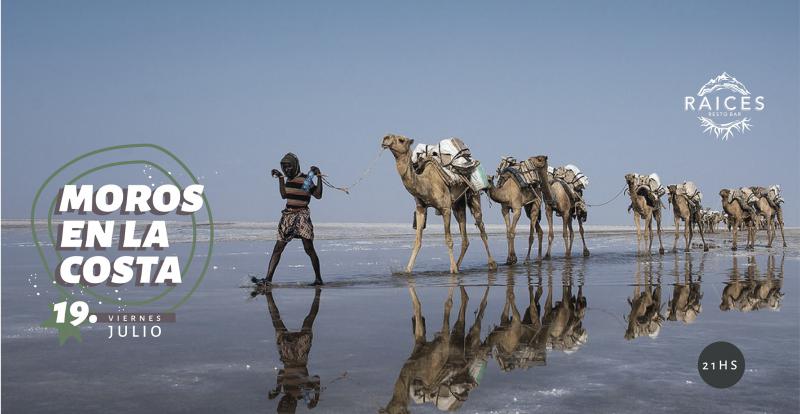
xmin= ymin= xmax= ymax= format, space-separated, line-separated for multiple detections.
xmin=646 ymin=214 xmax=654 ymax=255
xmin=731 ymin=218 xmax=739 ymax=251
xmin=695 ymin=211 xmax=708 ymax=252
xmin=440 ymin=286 xmax=455 ymax=338
xmin=578 ymin=217 xmax=590 ymax=256
xmin=634 ymin=212 xmax=642 ymax=243
xmin=406 ymin=205 xmax=427 ymax=273
xmin=777 ymin=209 xmax=787 ymax=247
xmin=684 ymin=215 xmax=691 ymax=252
xmin=766 ymin=213 xmax=774 ymax=248
xmin=409 ymin=286 xmax=425 ymax=340
xmin=442 ymin=208 xmax=458 ymax=273
xmin=655 ymin=210 xmax=665 ymax=255
xmin=524 ymin=204 xmax=536 ymax=262
xmin=672 ymin=214 xmax=680 ymax=253
xmin=453 ymin=202 xmax=470 ymax=268
xmin=501 ymin=206 xmax=512 ymax=263
xmin=544 ymin=206 xmax=555 ymax=260
xmin=564 ymin=216 xmax=574 ymax=258
xmin=507 ymin=208 xmax=522 ymax=265
xmin=501 ymin=206 xmax=521 ymax=265
xmin=467 ymin=194 xmax=497 ymax=270
xmin=525 ymin=202 xmax=543 ymax=261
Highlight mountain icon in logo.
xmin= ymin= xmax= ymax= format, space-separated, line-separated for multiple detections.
xmin=697 ymin=72 xmax=750 ymax=97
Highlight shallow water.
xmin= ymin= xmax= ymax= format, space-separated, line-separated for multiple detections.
xmin=2 ymin=225 xmax=799 ymax=413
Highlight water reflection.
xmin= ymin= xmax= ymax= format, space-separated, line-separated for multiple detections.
xmin=625 ymin=259 xmax=664 ymax=340
xmin=383 ymin=284 xmax=489 ymax=413
xmin=383 ymin=261 xmax=589 ymax=413
xmin=249 ymin=253 xmax=788 ymax=413
xmin=540 ymin=261 xmax=587 ymax=353
xmin=720 ymin=255 xmax=784 ymax=312
xmin=666 ymin=254 xmax=703 ymax=324
xmin=259 ymin=287 xmax=322 ymax=414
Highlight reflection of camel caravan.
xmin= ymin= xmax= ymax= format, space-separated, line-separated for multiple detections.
xmin=719 ymin=185 xmax=786 ymax=250
xmin=383 ymin=268 xmax=588 ymax=413
xmin=720 ymin=255 xmax=784 ymax=312
xmin=488 ymin=155 xmax=591 ymax=263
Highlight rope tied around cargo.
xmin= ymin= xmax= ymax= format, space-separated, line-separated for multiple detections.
xmin=319 ymin=148 xmax=385 ymax=194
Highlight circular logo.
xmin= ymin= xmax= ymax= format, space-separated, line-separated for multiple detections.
xmin=697 ymin=341 xmax=745 ymax=388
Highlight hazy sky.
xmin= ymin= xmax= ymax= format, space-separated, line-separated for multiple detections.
xmin=3 ymin=0 xmax=798 ymax=225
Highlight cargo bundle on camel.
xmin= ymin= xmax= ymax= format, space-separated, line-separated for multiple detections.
xmin=381 ymin=134 xmax=497 ymax=274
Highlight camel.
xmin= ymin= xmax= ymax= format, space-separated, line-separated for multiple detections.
xmin=719 ymin=189 xmax=755 ymax=251
xmin=382 ymin=284 xmax=490 ymax=413
xmin=625 ymin=174 xmax=665 ymax=255
xmin=530 ymin=156 xmax=590 ymax=259
xmin=382 ymin=134 xmax=496 ymax=273
xmin=666 ymin=184 xmax=708 ymax=252
xmin=750 ymin=187 xmax=787 ymax=248
xmin=485 ymin=167 xmax=544 ymax=264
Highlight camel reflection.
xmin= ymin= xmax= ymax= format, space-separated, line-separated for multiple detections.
xmin=720 ymin=255 xmax=784 ymax=312
xmin=383 ymin=284 xmax=490 ymax=414
xmin=625 ymin=259 xmax=664 ymax=340
xmin=259 ymin=287 xmax=322 ymax=414
xmin=538 ymin=261 xmax=588 ymax=353
xmin=486 ymin=272 xmax=546 ymax=371
xmin=384 ymin=262 xmax=590 ymax=413
xmin=667 ymin=254 xmax=703 ymax=324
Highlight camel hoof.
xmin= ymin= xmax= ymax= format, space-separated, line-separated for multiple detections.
xmin=659 ymin=248 xmax=665 ymax=255
xmin=731 ymin=246 xmax=737 ymax=251
xmin=783 ymin=243 xmax=788 ymax=248
xmin=703 ymin=246 xmax=709 ymax=252
xmin=487 ymin=261 xmax=498 ymax=271
xmin=583 ymin=250 xmax=590 ymax=257
xmin=684 ymin=248 xmax=690 ymax=253
xmin=543 ymin=254 xmax=551 ymax=261
xmin=506 ymin=256 xmax=517 ymax=266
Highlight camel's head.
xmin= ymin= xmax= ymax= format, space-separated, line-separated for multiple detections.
xmin=530 ymin=155 xmax=548 ymax=169
xmin=719 ymin=189 xmax=731 ymax=199
xmin=381 ymin=134 xmax=414 ymax=155
xmin=624 ymin=173 xmax=637 ymax=186
xmin=666 ymin=184 xmax=678 ymax=196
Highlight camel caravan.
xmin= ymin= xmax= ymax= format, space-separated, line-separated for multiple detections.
xmin=381 ymin=134 xmax=788 ymax=273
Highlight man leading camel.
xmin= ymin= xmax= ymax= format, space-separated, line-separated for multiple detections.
xmin=259 ymin=153 xmax=324 ymax=286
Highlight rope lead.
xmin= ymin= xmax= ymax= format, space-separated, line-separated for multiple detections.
xmin=318 ymin=148 xmax=386 ymax=195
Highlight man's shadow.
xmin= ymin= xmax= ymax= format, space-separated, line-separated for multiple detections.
xmin=254 ymin=286 xmax=322 ymax=414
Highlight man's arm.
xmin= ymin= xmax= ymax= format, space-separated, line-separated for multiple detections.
xmin=310 ymin=166 xmax=323 ymax=199
xmin=272 ymin=169 xmax=287 ymax=199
